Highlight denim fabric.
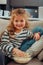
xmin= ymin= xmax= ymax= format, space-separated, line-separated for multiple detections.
xmin=0 ymin=50 xmax=5 ymax=65
xmin=32 ymin=26 xmax=43 ymax=36
xmin=20 ymin=27 xmax=43 ymax=51
xmin=20 ymin=39 xmax=35 ymax=51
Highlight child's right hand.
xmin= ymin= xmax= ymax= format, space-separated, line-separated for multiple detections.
xmin=12 ymin=48 xmax=26 ymax=57
xmin=33 ymin=32 xmax=40 ymax=40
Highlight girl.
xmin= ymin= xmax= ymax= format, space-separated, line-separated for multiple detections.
xmin=0 ymin=8 xmax=43 ymax=64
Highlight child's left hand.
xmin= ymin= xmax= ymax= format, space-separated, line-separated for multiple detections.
xmin=33 ymin=32 xmax=40 ymax=41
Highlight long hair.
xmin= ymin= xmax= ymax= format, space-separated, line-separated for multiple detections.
xmin=7 ymin=8 xmax=31 ymax=35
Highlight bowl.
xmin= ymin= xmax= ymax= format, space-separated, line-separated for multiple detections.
xmin=12 ymin=53 xmax=32 ymax=63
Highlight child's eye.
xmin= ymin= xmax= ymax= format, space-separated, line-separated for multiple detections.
xmin=15 ymin=20 xmax=18 ymax=22
xmin=20 ymin=20 xmax=24 ymax=22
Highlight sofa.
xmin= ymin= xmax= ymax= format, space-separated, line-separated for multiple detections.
xmin=0 ymin=18 xmax=43 ymax=65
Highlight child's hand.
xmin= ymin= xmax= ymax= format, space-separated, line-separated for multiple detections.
xmin=33 ymin=32 xmax=40 ymax=41
xmin=12 ymin=48 xmax=26 ymax=57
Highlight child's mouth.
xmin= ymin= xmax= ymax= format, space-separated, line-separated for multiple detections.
xmin=16 ymin=25 xmax=22 ymax=27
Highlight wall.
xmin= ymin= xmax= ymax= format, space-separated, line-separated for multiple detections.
xmin=6 ymin=0 xmax=43 ymax=10
xmin=10 ymin=0 xmax=43 ymax=7
xmin=38 ymin=7 xmax=43 ymax=18
xmin=0 ymin=0 xmax=6 ymax=4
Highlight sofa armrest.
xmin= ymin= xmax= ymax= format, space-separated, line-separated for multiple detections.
xmin=38 ymin=50 xmax=43 ymax=61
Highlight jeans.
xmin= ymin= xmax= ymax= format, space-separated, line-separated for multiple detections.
xmin=0 ymin=50 xmax=5 ymax=65
xmin=20 ymin=26 xmax=43 ymax=51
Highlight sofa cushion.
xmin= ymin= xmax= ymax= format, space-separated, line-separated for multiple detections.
xmin=29 ymin=21 xmax=43 ymax=30
xmin=38 ymin=50 xmax=43 ymax=61
xmin=7 ymin=58 xmax=43 ymax=65
xmin=0 ymin=19 xmax=9 ymax=35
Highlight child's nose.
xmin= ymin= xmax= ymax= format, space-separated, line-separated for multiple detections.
xmin=18 ymin=21 xmax=21 ymax=24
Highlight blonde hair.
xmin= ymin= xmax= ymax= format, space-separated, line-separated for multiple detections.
xmin=7 ymin=8 xmax=31 ymax=35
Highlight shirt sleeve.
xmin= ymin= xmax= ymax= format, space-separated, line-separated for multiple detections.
xmin=0 ymin=29 xmax=14 ymax=56
xmin=27 ymin=30 xmax=33 ymax=38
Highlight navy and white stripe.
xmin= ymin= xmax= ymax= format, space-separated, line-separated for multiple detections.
xmin=0 ymin=29 xmax=33 ymax=58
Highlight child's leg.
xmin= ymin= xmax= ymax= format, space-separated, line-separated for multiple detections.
xmin=0 ymin=50 xmax=5 ymax=65
xmin=26 ymin=35 xmax=43 ymax=57
xmin=20 ymin=39 xmax=35 ymax=51
xmin=32 ymin=26 xmax=43 ymax=36
xmin=20 ymin=26 xmax=43 ymax=51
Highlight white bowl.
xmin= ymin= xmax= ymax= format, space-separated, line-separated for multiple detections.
xmin=14 ymin=57 xmax=32 ymax=63
xmin=12 ymin=53 xmax=32 ymax=63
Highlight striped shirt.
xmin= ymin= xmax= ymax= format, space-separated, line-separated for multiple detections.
xmin=0 ymin=29 xmax=33 ymax=58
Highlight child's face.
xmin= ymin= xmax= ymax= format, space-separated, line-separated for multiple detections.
xmin=13 ymin=15 xmax=26 ymax=30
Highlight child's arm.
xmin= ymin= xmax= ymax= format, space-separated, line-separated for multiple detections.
xmin=27 ymin=30 xmax=40 ymax=40
xmin=0 ymin=30 xmax=26 ymax=57
xmin=0 ymin=30 xmax=14 ymax=56
xmin=12 ymin=48 xmax=27 ymax=57
xmin=27 ymin=30 xmax=34 ymax=38
xmin=33 ymin=32 xmax=40 ymax=40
